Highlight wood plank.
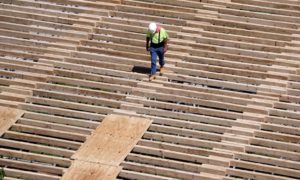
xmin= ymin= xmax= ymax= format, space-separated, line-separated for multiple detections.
xmin=47 ymin=76 xmax=132 ymax=93
xmin=72 ymin=114 xmax=152 ymax=165
xmin=0 ymin=3 xmax=100 ymax=21
xmin=0 ymin=107 xmax=24 ymax=136
xmin=0 ymin=35 xmax=74 ymax=51
xmin=220 ymin=13 xmax=298 ymax=29
xmin=136 ymin=81 xmax=273 ymax=106
xmin=0 ymin=69 xmax=47 ymax=82
xmin=0 ymin=148 xmax=71 ymax=167
xmin=261 ymin=123 xmax=300 ymax=136
xmin=0 ymin=28 xmax=78 ymax=45
xmin=19 ymin=103 xmax=103 ymax=121
xmin=100 ymin=16 xmax=182 ymax=32
xmin=125 ymin=96 xmax=260 ymax=121
xmin=126 ymin=152 xmax=203 ymax=173
xmin=61 ymin=161 xmax=121 ymax=180
xmin=26 ymin=96 xmax=114 ymax=115
xmin=23 ymin=112 xmax=99 ymax=129
xmin=132 ymin=88 xmax=268 ymax=114
xmin=0 ymin=138 xmax=74 ymax=158
xmin=17 ymin=118 xmax=91 ymax=135
xmin=230 ymin=160 xmax=300 ymax=178
xmin=254 ymin=130 xmax=300 ymax=143
xmin=121 ymin=161 xmax=217 ymax=180
xmin=250 ymin=137 xmax=300 ymax=153
xmin=10 ymin=124 xmax=86 ymax=142
xmin=232 ymin=0 xmax=300 ymax=11
xmin=4 ymin=131 xmax=81 ymax=150
xmin=53 ymin=67 xmax=139 ymax=86
xmin=245 ymin=145 xmax=300 ymax=161
xmin=70 ymin=50 xmax=147 ymax=66
xmin=0 ymin=158 xmax=64 ymax=175
xmin=64 ymin=57 xmax=133 ymax=72
xmin=3 ymin=167 xmax=60 ymax=180
xmin=121 ymin=103 xmax=248 ymax=131
xmin=192 ymin=22 xmax=297 ymax=42
xmin=118 ymin=169 xmax=172 ymax=180
xmin=269 ymin=109 xmax=300 ymax=120
xmin=32 ymin=89 xmax=121 ymax=109
xmin=138 ymin=139 xmax=233 ymax=158
xmin=0 ymin=61 xmax=53 ymax=75
xmin=226 ymin=168 xmax=293 ymax=180
xmin=0 ymin=42 xmax=70 ymax=57
xmin=0 ymin=99 xmax=19 ymax=108
xmin=265 ymin=116 xmax=300 ymax=128
xmin=234 ymin=153 xmax=300 ymax=171
xmin=217 ymin=6 xmax=300 ymax=24
xmin=214 ymin=0 xmax=300 ymax=18
xmin=143 ymin=131 xmax=244 ymax=152
xmin=109 ymin=11 xmax=186 ymax=26
xmin=122 ymin=0 xmax=197 ymax=13
xmin=0 ymin=9 xmax=95 ymax=26
xmin=36 ymin=82 xmax=125 ymax=101
xmin=34 ymin=0 xmax=118 ymax=9
xmin=149 ymin=124 xmax=222 ymax=141
xmin=0 ymin=21 xmax=86 ymax=39
xmin=0 ymin=0 xmax=110 ymax=16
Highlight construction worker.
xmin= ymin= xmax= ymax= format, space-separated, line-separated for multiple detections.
xmin=146 ymin=22 xmax=168 ymax=81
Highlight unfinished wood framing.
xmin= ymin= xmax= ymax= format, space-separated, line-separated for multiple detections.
xmin=0 ymin=0 xmax=299 ymax=179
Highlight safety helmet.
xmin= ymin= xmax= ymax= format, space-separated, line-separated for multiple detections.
xmin=148 ymin=22 xmax=157 ymax=34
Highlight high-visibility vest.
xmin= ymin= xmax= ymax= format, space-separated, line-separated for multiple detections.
xmin=146 ymin=27 xmax=168 ymax=44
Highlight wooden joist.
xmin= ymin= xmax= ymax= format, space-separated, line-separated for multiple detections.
xmin=0 ymin=0 xmax=110 ymax=16
xmin=25 ymin=96 xmax=114 ymax=115
xmin=121 ymin=161 xmax=210 ymax=180
xmin=0 ymin=148 xmax=71 ymax=167
xmin=36 ymin=82 xmax=125 ymax=101
xmin=234 ymin=153 xmax=300 ymax=170
xmin=54 ymin=61 xmax=144 ymax=82
xmin=0 ymin=158 xmax=65 ymax=175
xmin=138 ymin=139 xmax=233 ymax=158
xmin=17 ymin=118 xmax=91 ymax=135
xmin=47 ymin=75 xmax=132 ymax=93
xmin=23 ymin=112 xmax=100 ymax=129
xmin=3 ymin=167 xmax=60 ymax=180
xmin=0 ymin=0 xmax=299 ymax=179
xmin=19 ymin=103 xmax=103 ymax=121
xmin=0 ymin=138 xmax=74 ymax=158
xmin=4 ymin=130 xmax=81 ymax=150
xmin=119 ymin=169 xmax=173 ymax=180
xmin=32 ymin=89 xmax=121 ymax=109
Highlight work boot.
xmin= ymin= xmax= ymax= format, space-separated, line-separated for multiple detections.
xmin=149 ymin=74 xmax=156 ymax=81
xmin=159 ymin=66 xmax=166 ymax=75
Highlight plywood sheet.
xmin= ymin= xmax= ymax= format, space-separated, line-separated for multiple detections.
xmin=72 ymin=114 xmax=152 ymax=165
xmin=61 ymin=161 xmax=122 ymax=180
xmin=0 ymin=106 xmax=24 ymax=136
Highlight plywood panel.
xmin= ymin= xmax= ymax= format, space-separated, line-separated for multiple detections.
xmin=0 ymin=106 xmax=24 ymax=136
xmin=61 ymin=161 xmax=122 ymax=180
xmin=72 ymin=114 xmax=152 ymax=165
xmin=62 ymin=114 xmax=152 ymax=179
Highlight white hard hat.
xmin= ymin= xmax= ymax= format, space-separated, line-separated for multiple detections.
xmin=148 ymin=22 xmax=157 ymax=34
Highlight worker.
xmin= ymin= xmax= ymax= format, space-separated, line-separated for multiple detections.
xmin=146 ymin=22 xmax=169 ymax=81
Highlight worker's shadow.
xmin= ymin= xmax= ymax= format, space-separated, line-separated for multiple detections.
xmin=131 ymin=66 xmax=151 ymax=74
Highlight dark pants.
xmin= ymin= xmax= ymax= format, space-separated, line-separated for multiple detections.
xmin=150 ymin=47 xmax=165 ymax=75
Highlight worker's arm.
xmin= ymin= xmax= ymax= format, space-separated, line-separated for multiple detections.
xmin=146 ymin=37 xmax=150 ymax=51
xmin=163 ymin=38 xmax=168 ymax=53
